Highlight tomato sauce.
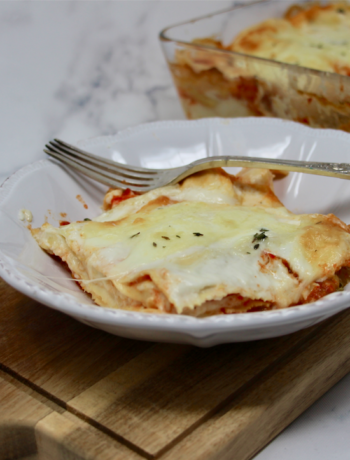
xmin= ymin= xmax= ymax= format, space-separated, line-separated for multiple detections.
xmin=111 ymin=188 xmax=139 ymax=206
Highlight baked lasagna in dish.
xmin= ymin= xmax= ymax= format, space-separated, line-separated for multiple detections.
xmin=166 ymin=2 xmax=350 ymax=131
xmin=32 ymin=168 xmax=350 ymax=317
xmin=230 ymin=2 xmax=350 ymax=74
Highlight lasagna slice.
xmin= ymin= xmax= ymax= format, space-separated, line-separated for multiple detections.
xmin=32 ymin=168 xmax=350 ymax=316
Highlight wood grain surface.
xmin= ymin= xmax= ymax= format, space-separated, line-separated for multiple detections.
xmin=1 ymin=276 xmax=350 ymax=460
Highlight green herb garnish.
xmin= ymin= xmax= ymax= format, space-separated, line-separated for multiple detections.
xmin=252 ymin=229 xmax=268 ymax=243
xmin=130 ymin=232 xmax=140 ymax=239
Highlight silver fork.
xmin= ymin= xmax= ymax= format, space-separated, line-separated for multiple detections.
xmin=45 ymin=139 xmax=350 ymax=192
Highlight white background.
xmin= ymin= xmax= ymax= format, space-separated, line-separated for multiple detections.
xmin=0 ymin=1 xmax=350 ymax=458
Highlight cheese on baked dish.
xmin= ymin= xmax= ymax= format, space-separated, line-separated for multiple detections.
xmin=168 ymin=3 xmax=350 ymax=130
xmin=230 ymin=2 xmax=350 ymax=75
xmin=32 ymin=168 xmax=350 ymax=316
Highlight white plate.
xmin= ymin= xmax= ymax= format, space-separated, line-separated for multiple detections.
xmin=1 ymin=117 xmax=350 ymax=347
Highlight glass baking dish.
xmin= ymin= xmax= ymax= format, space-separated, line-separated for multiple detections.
xmin=160 ymin=0 xmax=350 ymax=131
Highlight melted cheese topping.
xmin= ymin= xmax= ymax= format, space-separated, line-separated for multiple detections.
xmin=32 ymin=168 xmax=350 ymax=316
xmin=231 ymin=3 xmax=350 ymax=74
xmin=174 ymin=3 xmax=350 ymax=78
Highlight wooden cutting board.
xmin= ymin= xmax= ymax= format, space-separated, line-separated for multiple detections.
xmin=1 ymin=276 xmax=350 ymax=460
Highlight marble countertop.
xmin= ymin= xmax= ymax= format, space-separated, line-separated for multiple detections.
xmin=1 ymin=1 xmax=349 ymax=458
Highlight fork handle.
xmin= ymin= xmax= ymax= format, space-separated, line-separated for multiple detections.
xmin=178 ymin=156 xmax=350 ymax=180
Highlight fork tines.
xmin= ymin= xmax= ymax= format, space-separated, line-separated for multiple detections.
xmin=44 ymin=139 xmax=158 ymax=191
